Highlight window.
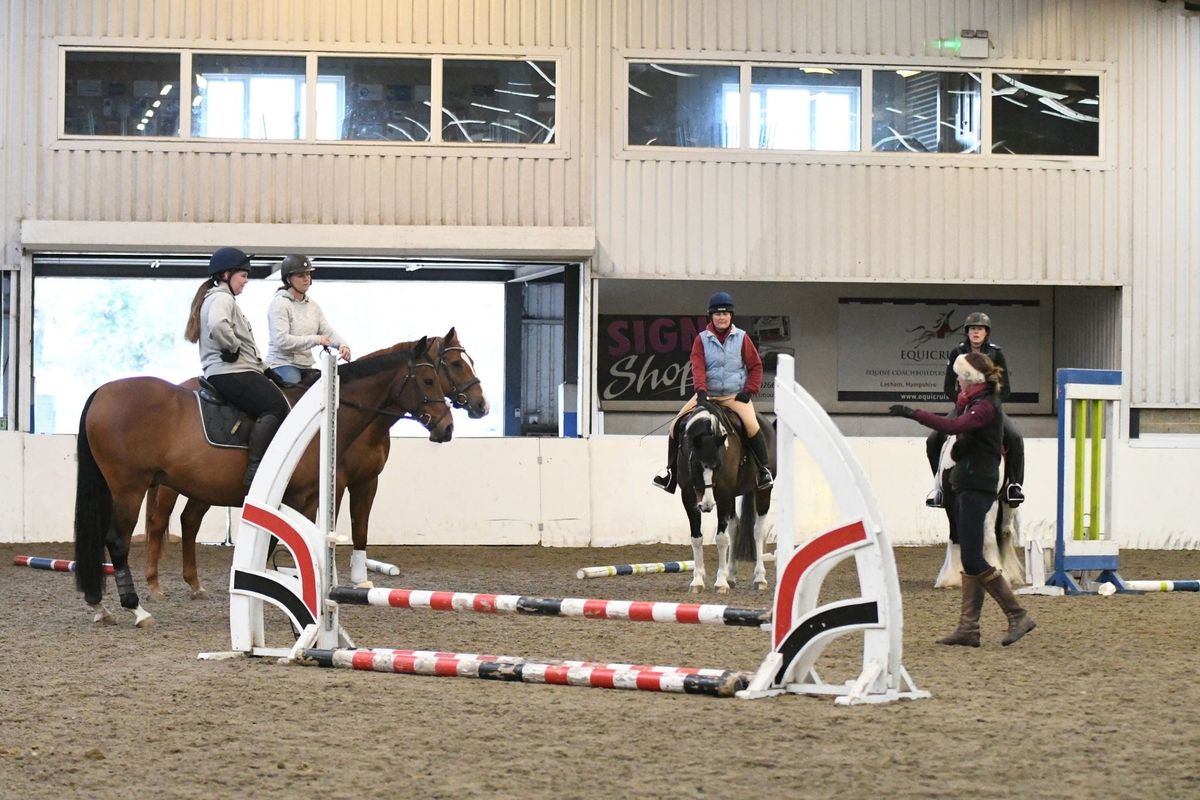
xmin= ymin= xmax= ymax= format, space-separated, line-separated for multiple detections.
xmin=316 ymin=57 xmax=432 ymax=141
xmin=872 ymin=69 xmax=981 ymax=153
xmin=628 ymin=62 xmax=741 ymax=148
xmin=749 ymin=67 xmax=861 ymax=151
xmin=192 ymin=54 xmax=307 ymax=139
xmin=32 ymin=274 xmax=505 ymax=436
xmin=992 ymin=72 xmax=1100 ymax=156
xmin=64 ymin=51 xmax=180 ymax=137
xmin=441 ymin=59 xmax=557 ymax=144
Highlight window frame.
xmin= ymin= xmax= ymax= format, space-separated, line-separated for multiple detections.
xmin=617 ymin=51 xmax=1111 ymax=170
xmin=54 ymin=43 xmax=568 ymax=159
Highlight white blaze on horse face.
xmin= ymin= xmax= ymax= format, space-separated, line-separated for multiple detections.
xmin=699 ymin=467 xmax=716 ymax=512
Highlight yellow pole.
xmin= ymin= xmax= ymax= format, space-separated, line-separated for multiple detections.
xmin=1073 ymin=399 xmax=1086 ymax=540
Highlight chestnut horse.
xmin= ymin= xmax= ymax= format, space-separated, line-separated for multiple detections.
xmin=142 ymin=328 xmax=489 ymax=599
xmin=74 ymin=337 xmax=454 ymax=627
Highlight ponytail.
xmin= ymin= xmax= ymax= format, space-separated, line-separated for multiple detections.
xmin=184 ymin=278 xmax=216 ymax=343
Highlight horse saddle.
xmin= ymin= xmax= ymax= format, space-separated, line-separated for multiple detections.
xmin=194 ymin=378 xmax=254 ymax=449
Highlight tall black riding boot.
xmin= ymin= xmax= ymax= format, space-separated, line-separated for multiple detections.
xmin=936 ymin=573 xmax=983 ymax=647
xmin=244 ymin=414 xmax=283 ymax=491
xmin=652 ymin=433 xmax=680 ymax=494
xmin=748 ymin=430 xmax=774 ymax=489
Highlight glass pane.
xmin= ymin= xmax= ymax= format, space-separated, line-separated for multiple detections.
xmin=442 ymin=59 xmax=557 ymax=144
xmin=192 ymin=54 xmax=306 ymax=139
xmin=992 ymin=73 xmax=1100 ymax=156
xmin=64 ymin=51 xmax=180 ymax=137
xmin=32 ymin=275 xmax=504 ymax=436
xmin=316 ymin=57 xmax=432 ymax=141
xmin=871 ymin=70 xmax=981 ymax=154
xmin=628 ymin=62 xmax=740 ymax=148
xmin=750 ymin=66 xmax=861 ymax=151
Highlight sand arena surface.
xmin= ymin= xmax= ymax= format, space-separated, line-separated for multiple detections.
xmin=2 ymin=542 xmax=1198 ymax=800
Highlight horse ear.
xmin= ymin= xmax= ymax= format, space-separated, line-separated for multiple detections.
xmin=416 ymin=335 xmax=429 ymax=356
xmin=444 ymin=326 xmax=457 ymax=342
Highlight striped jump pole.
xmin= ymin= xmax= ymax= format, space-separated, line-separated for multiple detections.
xmin=14 ymin=556 xmax=114 ymax=575
xmin=327 ymin=586 xmax=771 ymax=628
xmin=576 ymin=560 xmax=695 ymax=579
xmin=369 ymin=648 xmax=738 ymax=677
xmin=1124 ymin=580 xmax=1200 ymax=593
xmin=295 ymin=648 xmax=750 ymax=698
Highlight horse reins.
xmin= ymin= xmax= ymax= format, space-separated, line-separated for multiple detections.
xmin=438 ymin=345 xmax=481 ymax=409
xmin=337 ymin=359 xmax=452 ymax=430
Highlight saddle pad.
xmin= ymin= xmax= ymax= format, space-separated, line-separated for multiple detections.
xmin=194 ymin=392 xmax=254 ymax=449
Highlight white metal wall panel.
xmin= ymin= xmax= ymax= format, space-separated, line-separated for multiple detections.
xmin=591 ymin=0 xmax=1200 ymax=406
xmin=521 ymin=282 xmax=564 ymax=430
xmin=12 ymin=0 xmax=588 ymax=242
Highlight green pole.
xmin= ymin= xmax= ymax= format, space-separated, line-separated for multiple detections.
xmin=1073 ymin=399 xmax=1086 ymax=540
xmin=1090 ymin=399 xmax=1103 ymax=540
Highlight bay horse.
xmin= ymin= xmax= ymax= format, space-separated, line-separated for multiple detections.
xmin=140 ymin=328 xmax=488 ymax=599
xmin=931 ymin=433 xmax=1025 ymax=588
xmin=74 ymin=337 xmax=454 ymax=627
xmin=673 ymin=401 xmax=776 ymax=594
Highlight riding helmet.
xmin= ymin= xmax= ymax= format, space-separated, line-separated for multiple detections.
xmin=280 ymin=254 xmax=314 ymax=279
xmin=963 ymin=311 xmax=991 ymax=331
xmin=208 ymin=247 xmax=252 ymax=276
xmin=707 ymin=291 xmax=735 ymax=314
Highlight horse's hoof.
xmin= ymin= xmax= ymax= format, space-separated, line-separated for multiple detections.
xmin=753 ymin=581 xmax=768 ymax=592
xmin=132 ymin=606 xmax=155 ymax=628
xmin=716 ymin=585 xmax=730 ymax=595
xmin=148 ymin=589 xmax=167 ymax=602
xmin=689 ymin=584 xmax=704 ymax=594
xmin=191 ymin=587 xmax=210 ymax=600
xmin=92 ymin=607 xmax=116 ymax=625
xmin=135 ymin=615 xmax=157 ymax=628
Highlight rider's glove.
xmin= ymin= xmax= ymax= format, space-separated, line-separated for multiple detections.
xmin=735 ymin=392 xmax=751 ymax=403
xmin=695 ymin=389 xmax=708 ymax=403
xmin=219 ymin=348 xmax=239 ymax=363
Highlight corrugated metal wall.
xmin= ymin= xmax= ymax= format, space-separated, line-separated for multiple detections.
xmin=590 ymin=0 xmax=1200 ymax=407
xmin=0 ymin=0 xmax=590 ymax=256
xmin=521 ymin=281 xmax=564 ymax=432
xmin=2 ymin=0 xmax=1199 ymax=406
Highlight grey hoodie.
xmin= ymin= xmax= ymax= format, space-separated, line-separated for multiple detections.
xmin=266 ymin=288 xmax=347 ymax=369
xmin=199 ymin=283 xmax=265 ymax=377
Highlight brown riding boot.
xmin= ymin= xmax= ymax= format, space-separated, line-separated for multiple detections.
xmin=936 ymin=573 xmax=983 ymax=647
xmin=981 ymin=567 xmax=1037 ymax=646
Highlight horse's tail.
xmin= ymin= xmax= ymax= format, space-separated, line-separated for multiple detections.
xmin=734 ymin=493 xmax=758 ymax=563
xmin=74 ymin=390 xmax=113 ymax=602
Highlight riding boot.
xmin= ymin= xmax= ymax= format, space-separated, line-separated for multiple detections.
xmin=936 ymin=573 xmax=983 ymax=647
xmin=981 ymin=567 xmax=1037 ymax=645
xmin=244 ymin=414 xmax=283 ymax=492
xmin=748 ymin=430 xmax=774 ymax=489
xmin=652 ymin=433 xmax=679 ymax=494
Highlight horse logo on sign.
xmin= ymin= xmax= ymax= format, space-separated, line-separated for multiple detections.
xmin=906 ymin=310 xmax=960 ymax=347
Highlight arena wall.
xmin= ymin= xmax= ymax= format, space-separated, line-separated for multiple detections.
xmin=1 ymin=432 xmax=1194 ymax=550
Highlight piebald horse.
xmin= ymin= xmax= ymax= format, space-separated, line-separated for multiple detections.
xmin=673 ymin=402 xmax=775 ymax=594
xmin=932 ymin=434 xmax=1025 ymax=588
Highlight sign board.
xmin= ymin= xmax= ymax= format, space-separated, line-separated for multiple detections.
xmin=597 ymin=314 xmax=795 ymax=409
xmin=836 ymin=299 xmax=1041 ymax=404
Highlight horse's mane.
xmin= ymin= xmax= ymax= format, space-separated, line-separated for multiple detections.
xmin=336 ymin=347 xmax=418 ymax=384
xmin=355 ymin=336 xmax=443 ymax=363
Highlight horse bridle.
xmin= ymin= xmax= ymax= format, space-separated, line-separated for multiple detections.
xmin=338 ymin=359 xmax=452 ymax=430
xmin=438 ymin=345 xmax=482 ymax=410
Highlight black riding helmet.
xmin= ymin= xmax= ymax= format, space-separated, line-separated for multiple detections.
xmin=208 ymin=247 xmax=252 ymax=277
xmin=707 ymin=291 xmax=735 ymax=315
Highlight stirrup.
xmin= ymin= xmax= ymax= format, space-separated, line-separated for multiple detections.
xmin=925 ymin=488 xmax=944 ymax=509
xmin=756 ymin=468 xmax=774 ymax=489
xmin=1005 ymin=483 xmax=1024 ymax=506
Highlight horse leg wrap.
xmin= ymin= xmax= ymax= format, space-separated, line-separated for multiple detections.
xmin=114 ymin=565 xmax=141 ymax=610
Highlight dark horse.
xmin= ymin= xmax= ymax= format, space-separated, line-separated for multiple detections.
xmin=140 ymin=328 xmax=489 ymax=598
xmin=674 ymin=401 xmax=776 ymax=594
xmin=74 ymin=337 xmax=454 ymax=627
